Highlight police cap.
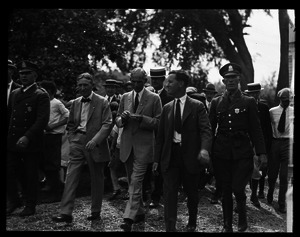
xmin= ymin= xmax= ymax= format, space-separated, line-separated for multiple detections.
xmin=219 ymin=63 xmax=242 ymax=77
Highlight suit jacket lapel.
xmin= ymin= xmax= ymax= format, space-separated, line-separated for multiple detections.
xmin=74 ymin=99 xmax=82 ymax=127
xmin=182 ymin=97 xmax=192 ymax=124
xmin=136 ymin=89 xmax=148 ymax=114
xmin=168 ymin=100 xmax=176 ymax=131
xmin=128 ymin=91 xmax=134 ymax=113
xmin=87 ymin=95 xmax=95 ymax=123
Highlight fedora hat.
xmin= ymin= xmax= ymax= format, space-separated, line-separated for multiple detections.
xmin=203 ymin=83 xmax=217 ymax=93
xmin=103 ymin=79 xmax=119 ymax=87
xmin=244 ymin=83 xmax=263 ymax=93
xmin=8 ymin=59 xmax=17 ymax=70
xmin=150 ymin=67 xmax=166 ymax=78
xmin=277 ymin=87 xmax=293 ymax=101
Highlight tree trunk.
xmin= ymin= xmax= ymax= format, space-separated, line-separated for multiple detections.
xmin=276 ymin=9 xmax=290 ymax=104
xmin=203 ymin=10 xmax=254 ymax=91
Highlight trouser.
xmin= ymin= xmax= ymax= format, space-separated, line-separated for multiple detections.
xmin=214 ymin=157 xmax=253 ymax=229
xmin=268 ymin=138 xmax=289 ymax=206
xmin=60 ymin=133 xmax=105 ymax=215
xmin=7 ymin=150 xmax=40 ymax=208
xmin=162 ymin=143 xmax=200 ymax=231
xmin=42 ymin=133 xmax=63 ymax=191
xmin=123 ymin=149 xmax=149 ymax=220
xmin=150 ymin=163 xmax=163 ymax=203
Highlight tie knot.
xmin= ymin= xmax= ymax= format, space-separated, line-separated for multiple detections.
xmin=81 ymin=97 xmax=91 ymax=103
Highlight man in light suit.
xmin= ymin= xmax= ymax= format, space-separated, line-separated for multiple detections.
xmin=52 ymin=72 xmax=112 ymax=223
xmin=116 ymin=67 xmax=162 ymax=232
xmin=153 ymin=69 xmax=212 ymax=232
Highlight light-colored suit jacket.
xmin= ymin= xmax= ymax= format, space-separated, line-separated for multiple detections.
xmin=154 ymin=96 xmax=212 ymax=174
xmin=67 ymin=92 xmax=112 ymax=162
xmin=115 ymin=88 xmax=162 ymax=164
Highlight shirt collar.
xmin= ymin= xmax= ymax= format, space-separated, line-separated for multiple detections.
xmin=177 ymin=93 xmax=187 ymax=104
xmin=134 ymin=87 xmax=145 ymax=98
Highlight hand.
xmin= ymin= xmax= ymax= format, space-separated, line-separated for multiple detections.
xmin=44 ymin=125 xmax=52 ymax=132
xmin=197 ymin=149 xmax=210 ymax=166
xmin=16 ymin=136 xmax=29 ymax=149
xmin=121 ymin=110 xmax=131 ymax=123
xmin=152 ymin=162 xmax=159 ymax=176
xmin=85 ymin=140 xmax=97 ymax=151
xmin=258 ymin=154 xmax=268 ymax=169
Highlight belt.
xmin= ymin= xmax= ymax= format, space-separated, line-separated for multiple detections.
xmin=172 ymin=142 xmax=182 ymax=146
xmin=75 ymin=130 xmax=86 ymax=134
xmin=273 ymin=137 xmax=289 ymax=140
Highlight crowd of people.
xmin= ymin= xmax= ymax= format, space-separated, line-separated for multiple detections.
xmin=7 ymin=59 xmax=293 ymax=232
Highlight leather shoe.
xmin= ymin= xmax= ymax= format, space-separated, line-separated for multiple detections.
xmin=278 ymin=205 xmax=286 ymax=214
xmin=222 ymin=227 xmax=233 ymax=232
xmin=19 ymin=206 xmax=35 ymax=217
xmin=6 ymin=201 xmax=22 ymax=215
xmin=185 ymin=224 xmax=196 ymax=232
xmin=149 ymin=201 xmax=159 ymax=208
xmin=108 ymin=189 xmax=121 ymax=201
xmin=258 ymin=192 xmax=265 ymax=199
xmin=134 ymin=214 xmax=145 ymax=223
xmin=120 ymin=218 xmax=133 ymax=232
xmin=87 ymin=212 xmax=100 ymax=220
xmin=250 ymin=196 xmax=261 ymax=208
xmin=267 ymin=192 xmax=273 ymax=204
xmin=52 ymin=214 xmax=73 ymax=223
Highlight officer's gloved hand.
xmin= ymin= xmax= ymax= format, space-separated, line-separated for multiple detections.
xmin=198 ymin=149 xmax=210 ymax=166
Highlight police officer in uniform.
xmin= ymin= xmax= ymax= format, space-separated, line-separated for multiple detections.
xmin=209 ymin=63 xmax=267 ymax=232
xmin=7 ymin=61 xmax=50 ymax=216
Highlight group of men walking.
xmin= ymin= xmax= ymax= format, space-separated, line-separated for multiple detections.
xmin=7 ymin=59 xmax=293 ymax=232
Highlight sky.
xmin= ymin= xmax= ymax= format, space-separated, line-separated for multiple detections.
xmin=142 ymin=9 xmax=295 ymax=86
xmin=206 ymin=9 xmax=295 ymax=85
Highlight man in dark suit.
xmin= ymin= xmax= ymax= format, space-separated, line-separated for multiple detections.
xmin=244 ymin=82 xmax=273 ymax=208
xmin=153 ymin=69 xmax=212 ymax=232
xmin=103 ymin=79 xmax=120 ymax=104
xmin=7 ymin=60 xmax=50 ymax=216
xmin=7 ymin=59 xmax=21 ymax=106
xmin=146 ymin=66 xmax=173 ymax=208
xmin=209 ymin=63 xmax=267 ymax=232
xmin=52 ymin=72 xmax=112 ymax=223
xmin=116 ymin=67 xmax=162 ymax=232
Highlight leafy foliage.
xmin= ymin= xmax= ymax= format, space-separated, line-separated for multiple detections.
xmin=8 ymin=9 xmax=130 ymax=100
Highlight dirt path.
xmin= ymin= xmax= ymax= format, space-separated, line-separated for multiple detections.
xmin=6 ymin=181 xmax=288 ymax=232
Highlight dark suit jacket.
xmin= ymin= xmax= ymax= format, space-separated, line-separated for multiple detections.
xmin=7 ymin=84 xmax=50 ymax=152
xmin=154 ymin=96 xmax=212 ymax=174
xmin=67 ymin=92 xmax=112 ymax=163
xmin=159 ymin=88 xmax=173 ymax=107
xmin=257 ymin=101 xmax=273 ymax=153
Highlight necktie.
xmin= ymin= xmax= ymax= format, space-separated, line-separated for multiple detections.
xmin=81 ymin=97 xmax=91 ymax=103
xmin=174 ymin=99 xmax=182 ymax=134
xmin=277 ymin=107 xmax=286 ymax=133
xmin=108 ymin=96 xmax=111 ymax=102
xmin=155 ymin=90 xmax=158 ymax=94
xmin=133 ymin=93 xmax=139 ymax=113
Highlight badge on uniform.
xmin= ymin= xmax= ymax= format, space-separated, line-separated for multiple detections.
xmin=235 ymin=108 xmax=239 ymax=114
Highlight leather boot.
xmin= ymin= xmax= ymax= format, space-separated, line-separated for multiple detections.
xmin=221 ymin=197 xmax=233 ymax=232
xmin=237 ymin=200 xmax=248 ymax=232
